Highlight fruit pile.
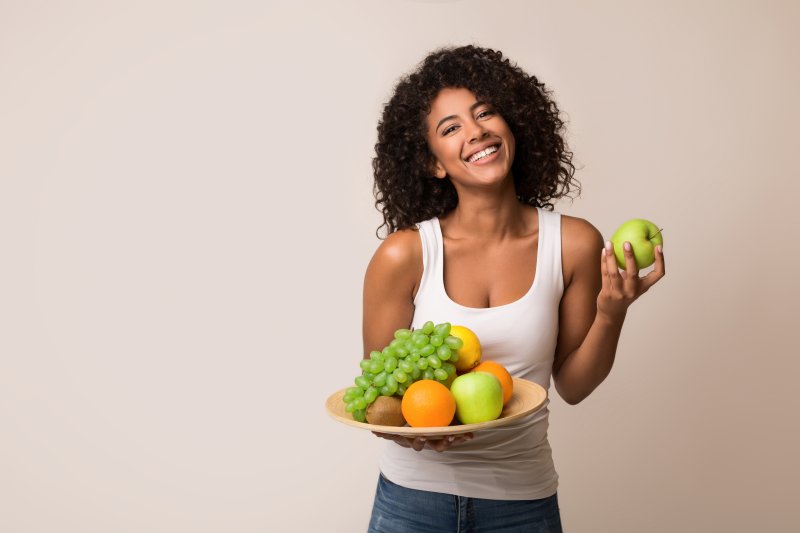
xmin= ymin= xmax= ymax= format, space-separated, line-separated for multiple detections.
xmin=344 ymin=321 xmax=513 ymax=428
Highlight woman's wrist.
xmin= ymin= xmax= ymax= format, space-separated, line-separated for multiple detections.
xmin=595 ymin=309 xmax=626 ymax=330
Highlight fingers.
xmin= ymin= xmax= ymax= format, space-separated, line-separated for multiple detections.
xmin=603 ymin=241 xmax=622 ymax=292
xmin=640 ymin=245 xmax=666 ymax=292
xmin=600 ymin=245 xmax=610 ymax=292
xmin=622 ymin=242 xmax=639 ymax=279
xmin=372 ymin=432 xmax=474 ymax=452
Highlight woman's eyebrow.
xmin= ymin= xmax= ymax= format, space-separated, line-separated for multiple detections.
xmin=436 ymin=101 xmax=488 ymax=131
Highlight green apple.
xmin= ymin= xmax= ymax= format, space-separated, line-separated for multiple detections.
xmin=450 ymin=372 xmax=504 ymax=424
xmin=610 ymin=219 xmax=663 ymax=269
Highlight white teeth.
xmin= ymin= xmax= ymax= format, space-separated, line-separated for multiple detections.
xmin=467 ymin=145 xmax=498 ymax=163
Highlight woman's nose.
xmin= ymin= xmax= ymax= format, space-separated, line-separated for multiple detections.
xmin=466 ymin=120 xmax=489 ymax=142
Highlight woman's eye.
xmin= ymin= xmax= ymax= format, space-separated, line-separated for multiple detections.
xmin=442 ymin=125 xmax=457 ymax=135
xmin=477 ymin=109 xmax=494 ymax=119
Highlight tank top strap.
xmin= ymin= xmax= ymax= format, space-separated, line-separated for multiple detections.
xmin=413 ymin=219 xmax=442 ymax=306
xmin=535 ymin=208 xmax=564 ymax=294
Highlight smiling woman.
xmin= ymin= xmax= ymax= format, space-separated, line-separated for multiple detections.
xmin=361 ymin=44 xmax=665 ymax=532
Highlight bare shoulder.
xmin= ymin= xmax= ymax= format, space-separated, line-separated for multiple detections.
xmin=365 ymin=227 xmax=423 ymax=291
xmin=370 ymin=228 xmax=422 ymax=270
xmin=560 ymin=215 xmax=604 ymax=283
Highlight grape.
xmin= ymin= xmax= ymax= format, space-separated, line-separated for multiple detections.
xmin=347 ymin=319 xmax=466 ymax=422
xmin=434 ymin=322 xmax=452 ymax=337
xmin=436 ymin=345 xmax=451 ymax=360
xmin=412 ymin=334 xmax=429 ymax=348
xmin=384 ymin=356 xmax=398 ymax=373
xmin=373 ymin=371 xmax=388 ymax=387
xmin=444 ymin=336 xmax=463 ymax=350
xmin=364 ymin=387 xmax=379 ymax=403
xmin=442 ymin=362 xmax=456 ymax=377
xmin=343 ymin=387 xmax=361 ymax=402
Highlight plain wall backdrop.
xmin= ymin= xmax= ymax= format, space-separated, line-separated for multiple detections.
xmin=2 ymin=1 xmax=799 ymax=531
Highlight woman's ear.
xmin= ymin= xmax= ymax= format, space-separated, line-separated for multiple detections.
xmin=429 ymin=158 xmax=447 ymax=179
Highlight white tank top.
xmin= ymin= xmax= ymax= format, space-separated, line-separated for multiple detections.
xmin=377 ymin=207 xmax=564 ymax=500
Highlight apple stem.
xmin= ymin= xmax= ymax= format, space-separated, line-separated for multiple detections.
xmin=652 ymin=227 xmax=664 ymax=239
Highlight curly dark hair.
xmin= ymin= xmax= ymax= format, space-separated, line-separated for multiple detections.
xmin=372 ymin=44 xmax=580 ymax=237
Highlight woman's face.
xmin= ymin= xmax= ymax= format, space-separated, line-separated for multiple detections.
xmin=425 ymin=87 xmax=516 ymax=189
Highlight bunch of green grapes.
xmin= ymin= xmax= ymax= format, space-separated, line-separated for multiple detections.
xmin=343 ymin=321 xmax=464 ymax=422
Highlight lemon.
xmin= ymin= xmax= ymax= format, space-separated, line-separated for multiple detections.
xmin=449 ymin=325 xmax=482 ymax=372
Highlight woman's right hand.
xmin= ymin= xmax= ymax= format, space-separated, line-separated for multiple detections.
xmin=372 ymin=431 xmax=474 ymax=452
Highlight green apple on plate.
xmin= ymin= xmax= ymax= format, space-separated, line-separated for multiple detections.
xmin=450 ymin=372 xmax=504 ymax=424
xmin=610 ymin=219 xmax=663 ymax=269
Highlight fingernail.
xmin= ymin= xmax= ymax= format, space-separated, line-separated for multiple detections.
xmin=657 ymin=245 xmax=663 ymax=253
xmin=601 ymin=247 xmax=606 ymax=256
xmin=605 ymin=240 xmax=613 ymax=251
xmin=623 ymin=242 xmax=631 ymax=251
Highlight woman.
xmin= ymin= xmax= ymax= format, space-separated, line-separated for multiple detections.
xmin=362 ymin=45 xmax=665 ymax=532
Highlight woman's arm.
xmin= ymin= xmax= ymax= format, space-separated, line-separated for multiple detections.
xmin=362 ymin=229 xmax=422 ymax=358
xmin=552 ymin=217 xmax=666 ymax=405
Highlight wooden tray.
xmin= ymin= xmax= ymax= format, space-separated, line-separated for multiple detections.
xmin=325 ymin=377 xmax=547 ymax=437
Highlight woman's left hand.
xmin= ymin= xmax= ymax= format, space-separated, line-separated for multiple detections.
xmin=597 ymin=240 xmax=665 ymax=322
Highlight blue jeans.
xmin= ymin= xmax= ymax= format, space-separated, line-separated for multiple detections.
xmin=368 ymin=473 xmax=563 ymax=532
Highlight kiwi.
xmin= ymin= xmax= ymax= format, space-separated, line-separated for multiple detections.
xmin=365 ymin=396 xmax=406 ymax=426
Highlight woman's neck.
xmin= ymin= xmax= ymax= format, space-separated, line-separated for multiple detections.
xmin=440 ymin=180 xmax=535 ymax=241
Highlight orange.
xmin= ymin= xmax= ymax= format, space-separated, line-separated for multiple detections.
xmin=401 ymin=380 xmax=456 ymax=428
xmin=471 ymin=361 xmax=513 ymax=405
xmin=449 ymin=325 xmax=482 ymax=373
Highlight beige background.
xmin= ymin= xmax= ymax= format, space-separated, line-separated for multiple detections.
xmin=2 ymin=1 xmax=798 ymax=531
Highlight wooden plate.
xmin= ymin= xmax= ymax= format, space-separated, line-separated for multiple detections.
xmin=325 ymin=377 xmax=547 ymax=437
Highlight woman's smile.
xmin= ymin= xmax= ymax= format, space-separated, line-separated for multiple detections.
xmin=465 ymin=143 xmax=501 ymax=164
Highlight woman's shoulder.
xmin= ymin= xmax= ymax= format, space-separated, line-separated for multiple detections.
xmin=559 ymin=214 xmax=604 ymax=281
xmin=366 ymin=226 xmax=423 ymax=279
xmin=560 ymin=214 xmax=603 ymax=248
